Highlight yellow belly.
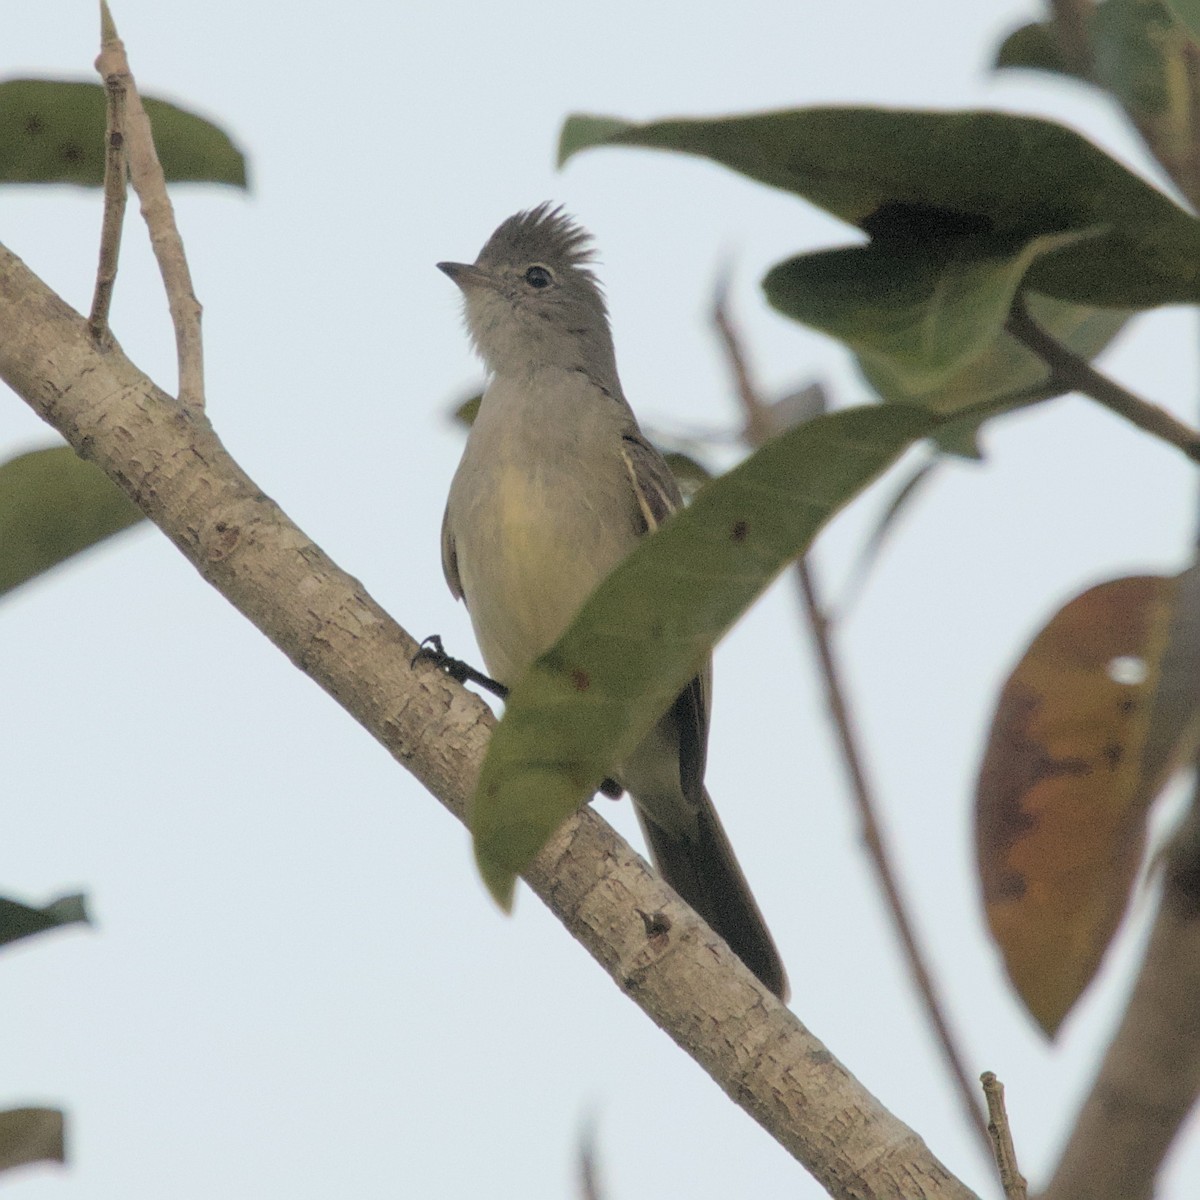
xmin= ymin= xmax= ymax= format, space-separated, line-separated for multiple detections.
xmin=454 ymin=461 xmax=634 ymax=686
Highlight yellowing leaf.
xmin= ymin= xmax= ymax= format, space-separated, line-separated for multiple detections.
xmin=975 ymin=575 xmax=1176 ymax=1035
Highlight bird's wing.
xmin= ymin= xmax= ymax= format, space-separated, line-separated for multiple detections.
xmin=618 ymin=428 xmax=711 ymax=802
xmin=440 ymin=502 xmax=463 ymax=600
xmin=618 ymin=430 xmax=683 ymax=533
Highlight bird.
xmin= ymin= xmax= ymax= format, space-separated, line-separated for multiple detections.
xmin=437 ymin=203 xmax=787 ymax=999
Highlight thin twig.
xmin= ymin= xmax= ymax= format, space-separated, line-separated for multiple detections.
xmin=88 ymin=69 xmax=127 ymax=347
xmin=96 ymin=1 xmax=205 ymax=411
xmin=1006 ymin=294 xmax=1200 ymax=463
xmin=711 ymin=285 xmax=993 ymax=1160
xmin=981 ymin=1072 xmax=1028 ymax=1200
xmin=794 ymin=559 xmax=992 ymax=1156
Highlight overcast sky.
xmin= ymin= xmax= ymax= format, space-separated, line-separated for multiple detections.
xmin=4 ymin=2 xmax=1199 ymax=1197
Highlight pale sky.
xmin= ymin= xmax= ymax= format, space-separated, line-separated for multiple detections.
xmin=4 ymin=2 xmax=1199 ymax=1197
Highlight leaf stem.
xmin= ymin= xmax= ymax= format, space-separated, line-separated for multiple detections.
xmin=1006 ymin=295 xmax=1200 ymax=464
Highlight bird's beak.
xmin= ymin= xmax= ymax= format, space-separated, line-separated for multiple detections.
xmin=437 ymin=261 xmax=496 ymax=292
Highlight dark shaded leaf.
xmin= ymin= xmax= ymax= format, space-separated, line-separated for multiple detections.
xmin=928 ymin=419 xmax=985 ymax=460
xmin=857 ymin=293 xmax=1131 ymax=417
xmin=0 ymin=78 xmax=247 ymax=188
xmin=559 ymin=108 xmax=1200 ymax=308
xmin=0 ymin=446 xmax=144 ymax=598
xmin=764 ymin=230 xmax=1091 ymax=391
xmin=998 ymin=4 xmax=1200 ymax=200
xmin=0 ymin=1108 xmax=65 ymax=1174
xmin=0 ymin=894 xmax=90 ymax=948
xmin=994 ymin=22 xmax=1086 ymax=78
xmin=472 ymin=405 xmax=934 ymax=904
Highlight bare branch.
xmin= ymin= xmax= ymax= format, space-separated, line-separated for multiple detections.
xmin=96 ymin=1 xmax=205 ymax=410
xmin=1006 ymin=295 xmax=1200 ymax=464
xmin=711 ymin=285 xmax=992 ymax=1161
xmin=0 ymin=240 xmax=981 ymax=1200
xmin=1044 ymin=794 xmax=1200 ymax=1200
xmin=87 ymin=67 xmax=127 ymax=346
xmin=981 ymin=1073 xmax=1027 ymax=1200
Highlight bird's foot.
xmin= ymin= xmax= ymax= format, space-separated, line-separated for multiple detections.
xmin=413 ymin=635 xmax=509 ymax=700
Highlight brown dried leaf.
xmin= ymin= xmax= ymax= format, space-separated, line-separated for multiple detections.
xmin=976 ymin=575 xmax=1176 ymax=1035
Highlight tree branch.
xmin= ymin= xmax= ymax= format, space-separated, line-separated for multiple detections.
xmin=96 ymin=2 xmax=205 ymax=410
xmin=981 ymin=1072 xmax=1028 ymax=1200
xmin=0 ymin=241 xmax=980 ymax=1200
xmin=1006 ymin=295 xmax=1200 ymax=463
xmin=712 ymin=290 xmax=992 ymax=1162
xmin=87 ymin=67 xmax=126 ymax=347
xmin=1043 ymin=791 xmax=1200 ymax=1200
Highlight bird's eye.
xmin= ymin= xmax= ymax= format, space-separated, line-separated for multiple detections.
xmin=524 ymin=265 xmax=554 ymax=289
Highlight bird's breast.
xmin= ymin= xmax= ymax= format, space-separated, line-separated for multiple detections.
xmin=447 ymin=379 xmax=637 ymax=685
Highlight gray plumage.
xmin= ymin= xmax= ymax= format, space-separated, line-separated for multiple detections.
xmin=438 ymin=204 xmax=787 ymax=999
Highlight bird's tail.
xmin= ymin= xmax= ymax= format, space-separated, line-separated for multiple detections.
xmin=636 ymin=791 xmax=789 ymax=1001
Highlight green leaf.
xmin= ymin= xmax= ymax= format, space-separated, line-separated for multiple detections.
xmin=558 ymin=108 xmax=1200 ymax=308
xmin=1093 ymin=0 xmax=1190 ymax=115
xmin=764 ymin=230 xmax=1090 ymax=392
xmin=0 ymin=78 xmax=247 ymax=187
xmin=451 ymin=391 xmax=483 ymax=427
xmin=0 ymin=445 xmax=144 ymax=598
xmin=994 ymin=22 xmax=1086 ymax=78
xmin=857 ymin=292 xmax=1131 ymax=415
xmin=1092 ymin=0 xmax=1200 ymax=195
xmin=0 ymin=1108 xmax=65 ymax=1174
xmin=471 ymin=405 xmax=934 ymax=905
xmin=1165 ymin=0 xmax=1200 ymax=39
xmin=0 ymin=893 xmax=90 ymax=948
xmin=998 ymin=4 xmax=1200 ymax=200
